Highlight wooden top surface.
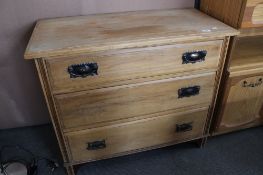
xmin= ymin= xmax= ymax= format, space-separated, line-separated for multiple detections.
xmin=24 ymin=9 xmax=238 ymax=59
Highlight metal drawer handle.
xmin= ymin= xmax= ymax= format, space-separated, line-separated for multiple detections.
xmin=178 ymin=86 xmax=200 ymax=98
xmin=87 ymin=140 xmax=106 ymax=150
xmin=176 ymin=122 xmax=193 ymax=132
xmin=68 ymin=63 xmax=98 ymax=78
xmin=242 ymin=78 xmax=262 ymax=87
xmin=182 ymin=50 xmax=207 ymax=64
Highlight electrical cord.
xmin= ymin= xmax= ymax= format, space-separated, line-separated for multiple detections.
xmin=0 ymin=145 xmax=59 ymax=175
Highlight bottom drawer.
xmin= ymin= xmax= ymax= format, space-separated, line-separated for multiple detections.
xmin=66 ymin=106 xmax=208 ymax=163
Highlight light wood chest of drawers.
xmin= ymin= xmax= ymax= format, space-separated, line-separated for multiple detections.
xmin=24 ymin=9 xmax=237 ymax=174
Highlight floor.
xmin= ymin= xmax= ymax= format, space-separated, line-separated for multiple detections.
xmin=0 ymin=124 xmax=262 ymax=175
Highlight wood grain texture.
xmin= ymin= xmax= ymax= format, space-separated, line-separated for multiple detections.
xmin=24 ymin=8 xmax=237 ymax=172
xmin=217 ymin=72 xmax=263 ymax=132
xmin=209 ymin=37 xmax=238 ymax=133
xmin=242 ymin=0 xmax=263 ymax=28
xmin=46 ymin=40 xmax=222 ymax=94
xmin=200 ymin=0 xmax=246 ymax=29
xmin=239 ymin=27 xmax=263 ymax=37
xmin=55 ymin=72 xmax=215 ymax=131
xmin=212 ymin=119 xmax=263 ymax=136
xmin=204 ymin=37 xmax=231 ymax=135
xmin=252 ymin=4 xmax=263 ymax=23
xmin=211 ymin=36 xmax=263 ymax=134
xmin=201 ymin=0 xmax=263 ymax=29
xmin=24 ymin=9 xmax=238 ymax=59
xmin=230 ymin=35 xmax=263 ymax=72
xmin=65 ymin=106 xmax=209 ymax=163
xmin=34 ymin=59 xmax=75 ymax=175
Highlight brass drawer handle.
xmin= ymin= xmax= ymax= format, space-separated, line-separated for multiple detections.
xmin=176 ymin=122 xmax=193 ymax=132
xmin=87 ymin=140 xmax=106 ymax=150
xmin=178 ymin=86 xmax=200 ymax=98
xmin=182 ymin=50 xmax=207 ymax=64
xmin=242 ymin=78 xmax=262 ymax=87
xmin=68 ymin=63 xmax=98 ymax=78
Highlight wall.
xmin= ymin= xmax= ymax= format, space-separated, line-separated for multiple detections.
xmin=0 ymin=0 xmax=194 ymax=129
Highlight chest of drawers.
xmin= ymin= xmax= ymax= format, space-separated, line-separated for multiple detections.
xmin=24 ymin=9 xmax=237 ymax=174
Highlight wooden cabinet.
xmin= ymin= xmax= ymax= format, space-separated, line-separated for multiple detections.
xmin=200 ymin=0 xmax=263 ymax=29
xmin=217 ymin=71 xmax=263 ymax=133
xmin=24 ymin=9 xmax=237 ymax=174
xmin=200 ymin=1 xmax=263 ymax=135
xmin=213 ymin=36 xmax=263 ymax=134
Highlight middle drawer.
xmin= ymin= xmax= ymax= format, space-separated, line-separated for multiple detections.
xmin=55 ymin=72 xmax=215 ymax=130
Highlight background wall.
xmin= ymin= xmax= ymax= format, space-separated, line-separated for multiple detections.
xmin=0 ymin=0 xmax=194 ymax=129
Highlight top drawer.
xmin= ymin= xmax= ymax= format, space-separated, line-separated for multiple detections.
xmin=242 ymin=0 xmax=263 ymax=28
xmin=46 ymin=40 xmax=222 ymax=94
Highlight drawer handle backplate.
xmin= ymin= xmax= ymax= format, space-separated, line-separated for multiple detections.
xmin=176 ymin=122 xmax=193 ymax=132
xmin=242 ymin=78 xmax=262 ymax=87
xmin=87 ymin=140 xmax=106 ymax=150
xmin=182 ymin=50 xmax=207 ymax=64
xmin=178 ymin=86 xmax=200 ymax=98
xmin=68 ymin=63 xmax=98 ymax=78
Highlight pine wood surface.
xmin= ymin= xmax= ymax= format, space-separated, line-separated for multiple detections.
xmin=242 ymin=0 xmax=263 ymax=28
xmin=230 ymin=35 xmax=263 ymax=72
xmin=201 ymin=0 xmax=263 ymax=135
xmin=23 ymin=8 xmax=237 ymax=174
xmin=216 ymin=71 xmax=263 ymax=133
xmin=34 ymin=59 xmax=75 ymax=175
xmin=66 ymin=106 xmax=209 ymax=163
xmin=24 ymin=9 xmax=237 ymax=59
xmin=200 ymin=0 xmax=263 ymax=29
xmin=46 ymin=40 xmax=222 ymax=94
xmin=204 ymin=37 xmax=232 ymax=136
xmin=55 ymin=72 xmax=215 ymax=131
xmin=200 ymin=0 xmax=246 ymax=28
xmin=239 ymin=27 xmax=263 ymax=37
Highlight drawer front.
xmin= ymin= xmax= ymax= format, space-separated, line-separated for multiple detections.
xmin=55 ymin=72 xmax=215 ymax=130
xmin=46 ymin=40 xmax=222 ymax=94
xmin=242 ymin=0 xmax=263 ymax=28
xmin=219 ymin=72 xmax=263 ymax=131
xmin=66 ymin=107 xmax=208 ymax=162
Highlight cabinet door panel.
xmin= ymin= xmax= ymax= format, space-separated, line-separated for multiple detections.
xmin=218 ymin=72 xmax=263 ymax=131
